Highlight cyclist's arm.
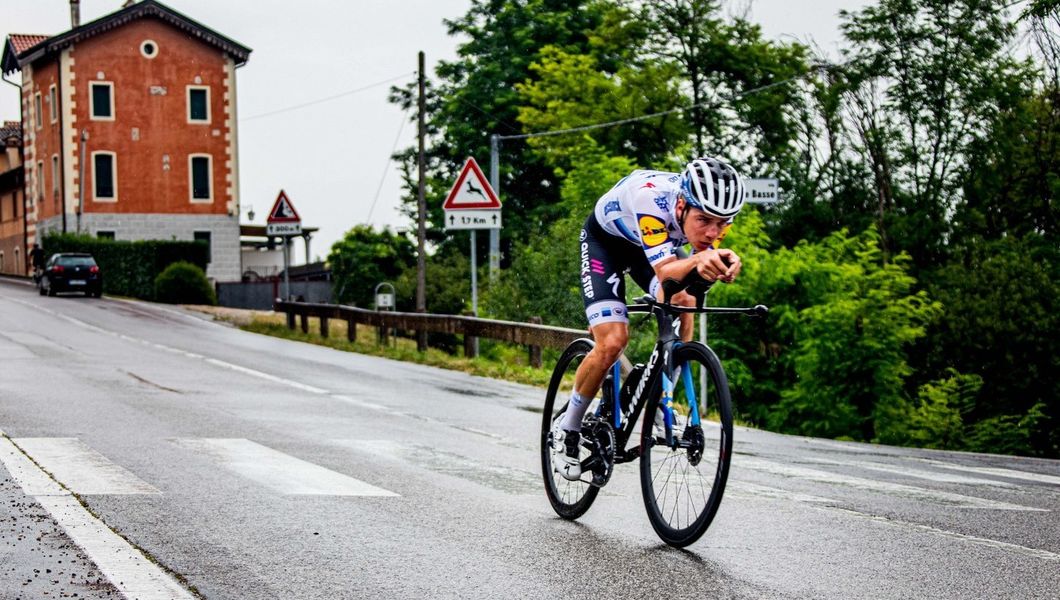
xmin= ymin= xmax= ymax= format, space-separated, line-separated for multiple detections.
xmin=653 ymin=248 xmax=741 ymax=284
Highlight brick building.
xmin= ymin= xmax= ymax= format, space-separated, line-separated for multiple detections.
xmin=1 ymin=0 xmax=251 ymax=280
xmin=0 ymin=121 xmax=25 ymax=275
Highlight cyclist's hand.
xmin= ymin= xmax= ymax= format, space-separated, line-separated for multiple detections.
xmin=695 ymin=248 xmax=741 ymax=282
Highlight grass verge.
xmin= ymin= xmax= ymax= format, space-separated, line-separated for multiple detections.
xmin=237 ymin=313 xmax=558 ymax=388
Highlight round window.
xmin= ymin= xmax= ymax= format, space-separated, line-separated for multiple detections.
xmin=140 ymin=40 xmax=158 ymax=59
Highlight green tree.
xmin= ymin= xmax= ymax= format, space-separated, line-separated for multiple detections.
xmin=388 ymin=0 xmax=621 ymax=261
xmin=837 ymin=0 xmax=1034 ymax=268
xmin=711 ymin=225 xmax=941 ymax=441
xmin=328 ymin=226 xmax=415 ymax=308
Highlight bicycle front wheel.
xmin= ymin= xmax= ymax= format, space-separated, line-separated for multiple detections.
xmin=639 ymin=342 xmax=733 ymax=547
xmin=541 ymin=338 xmax=599 ymax=519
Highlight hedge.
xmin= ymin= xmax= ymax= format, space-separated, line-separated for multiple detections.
xmin=42 ymin=233 xmax=209 ymax=300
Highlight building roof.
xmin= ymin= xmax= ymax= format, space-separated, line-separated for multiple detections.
xmin=6 ymin=34 xmax=49 ymax=56
xmin=0 ymin=121 xmax=21 ymax=143
xmin=2 ymin=0 xmax=251 ymax=74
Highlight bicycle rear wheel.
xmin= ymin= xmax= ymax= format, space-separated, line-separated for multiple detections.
xmin=639 ymin=342 xmax=732 ymax=547
xmin=541 ymin=338 xmax=600 ymax=519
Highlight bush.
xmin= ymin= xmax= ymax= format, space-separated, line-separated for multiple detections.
xmin=154 ymin=262 xmax=217 ymax=305
xmin=43 ymin=234 xmax=209 ymax=300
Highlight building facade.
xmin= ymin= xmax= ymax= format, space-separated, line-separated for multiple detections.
xmin=1 ymin=0 xmax=251 ymax=280
xmin=0 ymin=121 xmax=25 ymax=275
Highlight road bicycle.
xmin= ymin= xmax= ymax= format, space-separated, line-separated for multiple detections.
xmin=541 ymin=273 xmax=767 ymax=547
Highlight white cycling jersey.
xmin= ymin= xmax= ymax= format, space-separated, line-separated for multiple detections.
xmin=593 ymin=169 xmax=689 ymax=267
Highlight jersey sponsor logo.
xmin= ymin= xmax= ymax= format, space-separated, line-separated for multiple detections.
xmin=603 ymin=200 xmax=621 ymax=215
xmin=653 ymin=195 xmax=669 ymax=212
xmin=638 ymin=214 xmax=668 ymax=247
xmin=640 ymin=182 xmax=657 ymax=189
xmin=607 ymin=272 xmax=621 ymax=296
xmin=580 ymin=241 xmax=594 ymax=299
xmin=580 ymin=228 xmax=587 ymax=242
xmin=646 ymin=248 xmax=667 ymax=263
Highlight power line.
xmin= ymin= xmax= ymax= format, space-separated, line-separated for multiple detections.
xmin=241 ymin=72 xmax=414 ymax=122
xmin=494 ymin=72 xmax=810 ymax=141
xmin=365 ymin=109 xmax=411 ymax=224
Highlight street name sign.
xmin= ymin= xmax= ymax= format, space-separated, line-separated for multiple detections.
xmin=744 ymin=178 xmax=780 ymax=204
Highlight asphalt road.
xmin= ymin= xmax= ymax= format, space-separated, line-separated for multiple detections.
xmin=1 ymin=278 xmax=1058 ymax=599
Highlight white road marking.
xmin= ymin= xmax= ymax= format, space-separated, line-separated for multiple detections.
xmin=912 ymin=458 xmax=1060 ymax=487
xmin=826 ymin=506 xmax=1060 ymax=563
xmin=0 ymin=436 xmax=67 ymax=496
xmin=204 ymin=358 xmax=329 ymax=394
xmin=36 ymin=495 xmax=195 ymax=599
xmin=728 ymin=480 xmax=835 ymax=504
xmin=12 ymin=438 xmax=160 ymax=495
xmin=331 ymin=394 xmax=388 ymax=411
xmin=737 ymin=456 xmax=1045 ymax=511
xmin=175 ymin=438 xmax=399 ymax=496
xmin=1 ymin=434 xmax=193 ymax=599
xmin=811 ymin=457 xmax=1017 ymax=488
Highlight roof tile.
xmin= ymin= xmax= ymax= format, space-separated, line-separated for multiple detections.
xmin=8 ymin=34 xmax=49 ymax=55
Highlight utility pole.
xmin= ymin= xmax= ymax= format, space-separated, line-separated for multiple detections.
xmin=77 ymin=129 xmax=87 ymax=234
xmin=488 ymin=134 xmax=500 ymax=280
xmin=415 ymin=51 xmax=428 ymax=352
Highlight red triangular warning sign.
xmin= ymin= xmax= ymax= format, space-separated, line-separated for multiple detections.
xmin=267 ymin=190 xmax=301 ymax=223
xmin=443 ymin=157 xmax=501 ymax=210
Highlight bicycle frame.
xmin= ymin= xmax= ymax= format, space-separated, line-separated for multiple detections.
xmin=598 ymin=296 xmax=766 ymax=464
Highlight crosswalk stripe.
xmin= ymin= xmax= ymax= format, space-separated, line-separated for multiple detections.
xmin=811 ymin=457 xmax=1017 ymax=487
xmin=912 ymin=458 xmax=1060 ymax=487
xmin=12 ymin=438 xmax=160 ymax=495
xmin=175 ymin=438 xmax=399 ymax=496
xmin=737 ymin=456 xmax=1045 ymax=511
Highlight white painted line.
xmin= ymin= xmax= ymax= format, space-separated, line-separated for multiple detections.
xmin=827 ymin=506 xmax=1060 ymax=562
xmin=176 ymin=438 xmax=398 ymax=496
xmin=738 ymin=456 xmax=1045 ymax=511
xmin=0 ymin=333 xmax=35 ymax=359
xmin=2 ymin=434 xmax=194 ymax=598
xmin=913 ymin=458 xmax=1060 ymax=487
xmin=331 ymin=394 xmax=388 ymax=411
xmin=812 ymin=457 xmax=1017 ymax=488
xmin=36 ymin=495 xmax=195 ymax=598
xmin=204 ymin=358 xmax=329 ymax=394
xmin=7 ymin=296 xmax=332 ymax=396
xmin=0 ymin=436 xmax=67 ymax=496
xmin=13 ymin=438 xmax=160 ymax=495
xmin=728 ymin=480 xmax=835 ymax=504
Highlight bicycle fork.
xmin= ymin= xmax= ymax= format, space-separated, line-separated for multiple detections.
xmin=660 ymin=348 xmax=702 ymax=448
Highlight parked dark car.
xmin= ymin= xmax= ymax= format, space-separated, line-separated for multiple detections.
xmin=39 ymin=253 xmax=103 ymax=298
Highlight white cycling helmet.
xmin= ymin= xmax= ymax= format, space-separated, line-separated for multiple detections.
xmin=680 ymin=157 xmax=745 ymax=219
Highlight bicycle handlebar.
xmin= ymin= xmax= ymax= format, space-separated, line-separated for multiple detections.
xmin=627 ymin=295 xmax=769 ymax=318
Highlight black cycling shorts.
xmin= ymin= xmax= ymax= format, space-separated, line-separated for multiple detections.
xmin=579 ymin=213 xmax=659 ymax=327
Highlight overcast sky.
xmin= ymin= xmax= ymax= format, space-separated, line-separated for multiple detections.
xmin=2 ymin=0 xmax=867 ymax=264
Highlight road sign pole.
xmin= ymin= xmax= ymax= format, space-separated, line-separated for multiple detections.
xmin=283 ymin=235 xmax=290 ymax=301
xmin=470 ymin=229 xmax=478 ymax=316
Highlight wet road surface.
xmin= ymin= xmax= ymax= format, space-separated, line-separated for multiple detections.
xmin=1 ymin=278 xmax=1058 ymax=599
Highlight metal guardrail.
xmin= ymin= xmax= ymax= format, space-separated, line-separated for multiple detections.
xmin=274 ymin=300 xmax=587 ymax=367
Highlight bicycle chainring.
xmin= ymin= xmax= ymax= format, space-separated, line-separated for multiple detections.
xmin=581 ymin=415 xmax=616 ymax=487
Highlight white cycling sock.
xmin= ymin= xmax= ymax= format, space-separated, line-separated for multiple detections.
xmin=560 ymin=391 xmax=589 ymax=432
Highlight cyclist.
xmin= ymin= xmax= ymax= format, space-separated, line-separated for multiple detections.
xmin=555 ymin=156 xmax=746 ymax=480
xmin=29 ymin=243 xmax=45 ymax=283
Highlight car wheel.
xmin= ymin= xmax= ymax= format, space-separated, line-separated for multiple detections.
xmin=47 ymin=285 xmax=56 ymax=297
xmin=38 ymin=284 xmax=46 ymax=296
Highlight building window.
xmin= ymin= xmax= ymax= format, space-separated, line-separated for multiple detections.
xmin=193 ymin=231 xmax=212 ymax=263
xmin=51 ymin=155 xmax=59 ymax=197
xmin=37 ymin=161 xmax=44 ymax=203
xmin=97 ymin=231 xmax=115 ymax=240
xmin=90 ymin=82 xmax=114 ymax=120
xmin=34 ymin=92 xmax=43 ymax=130
xmin=49 ymin=85 xmax=57 ymax=123
xmin=189 ymin=154 xmax=212 ymax=202
xmin=140 ymin=40 xmax=158 ymax=59
xmin=92 ymin=152 xmax=117 ymax=201
xmin=187 ymin=86 xmax=210 ymax=123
